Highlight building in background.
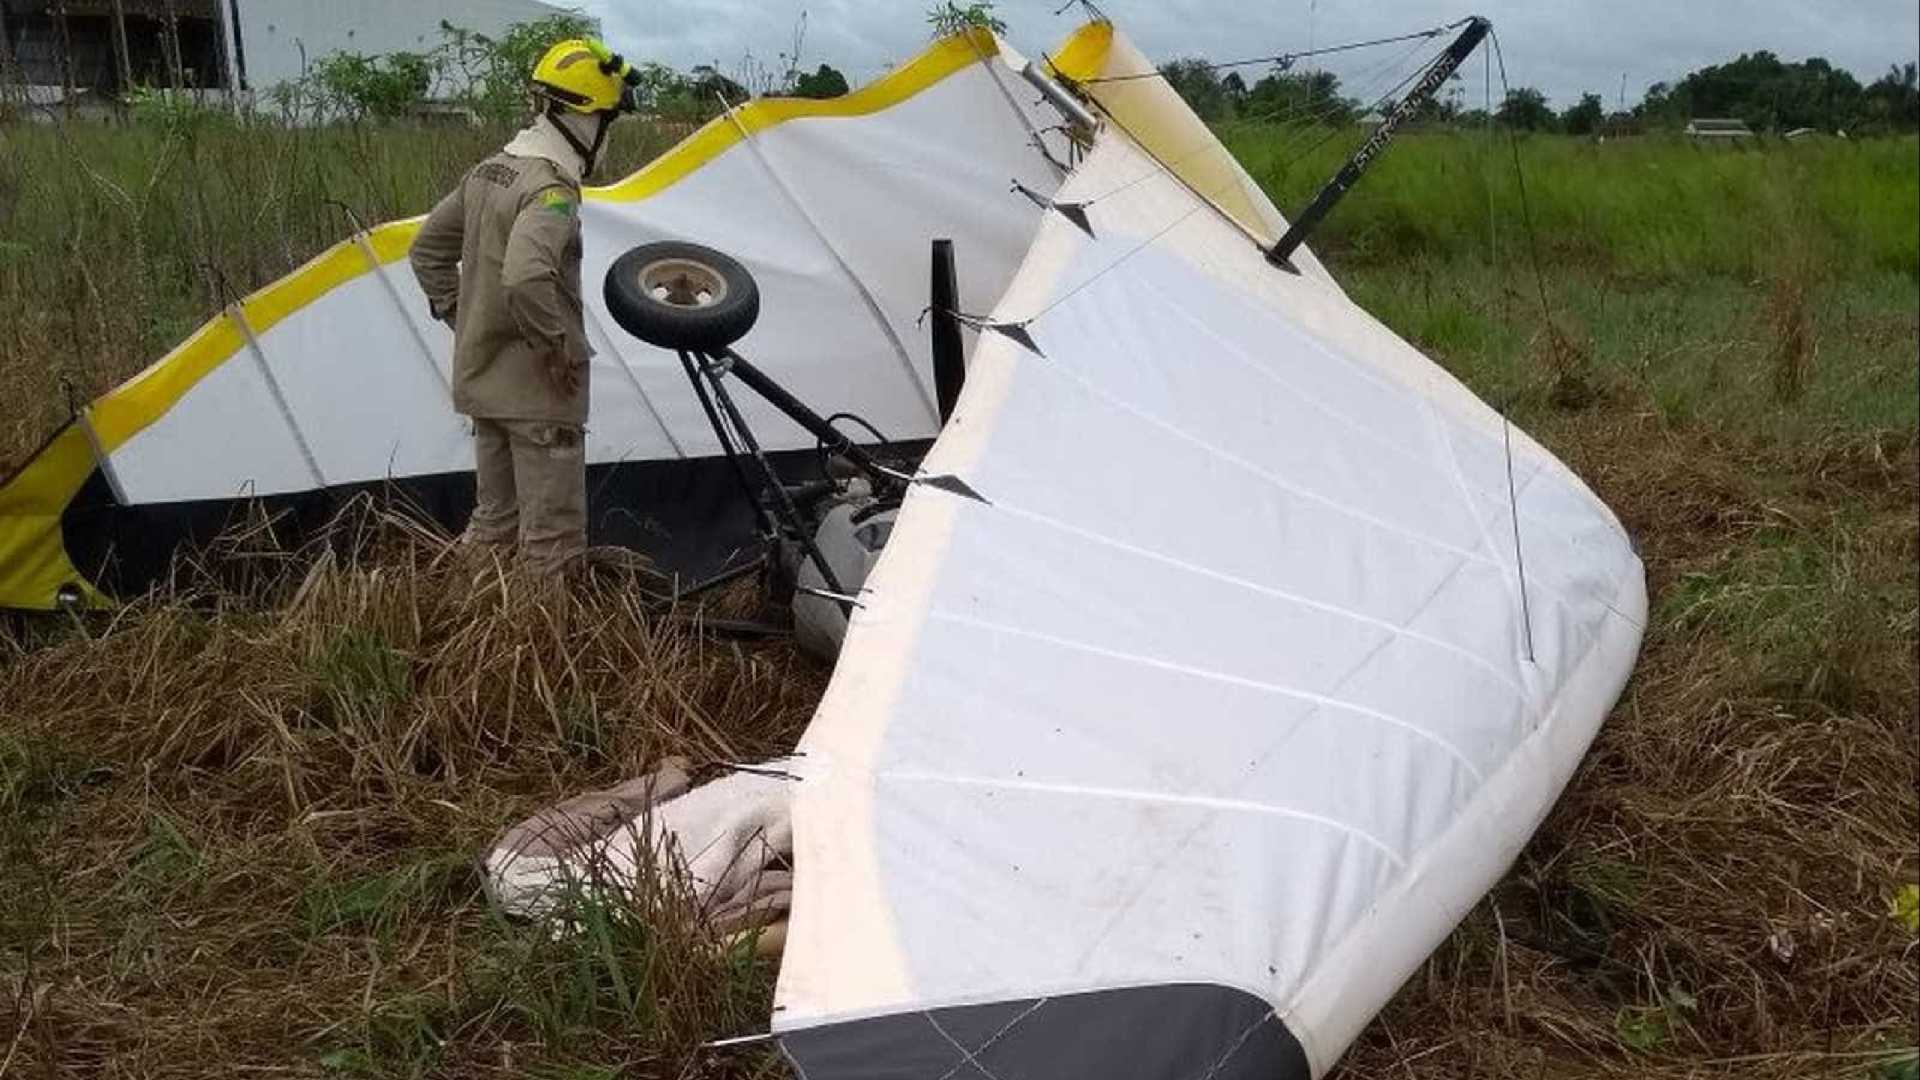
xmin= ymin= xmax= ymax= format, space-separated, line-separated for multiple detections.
xmin=0 ymin=0 xmax=570 ymax=112
xmin=225 ymin=0 xmax=568 ymax=96
xmin=1 ymin=0 xmax=232 ymax=108
xmin=1684 ymin=117 xmax=1755 ymax=140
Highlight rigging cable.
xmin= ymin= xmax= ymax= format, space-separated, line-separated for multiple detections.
xmin=1065 ymin=27 xmax=1447 ymax=227
xmin=1077 ymin=21 xmax=1471 ymax=84
xmin=1215 ymin=32 xmax=1440 ymax=134
xmin=1490 ymin=27 xmax=1556 ymax=328
xmin=1264 ymin=36 xmax=1451 ymax=170
xmin=1485 ymin=28 xmax=1549 ymax=665
xmin=997 ymin=30 xmax=1461 ymax=330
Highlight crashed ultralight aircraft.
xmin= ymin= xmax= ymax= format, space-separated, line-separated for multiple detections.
xmin=0 ymin=17 xmax=1646 ymax=1078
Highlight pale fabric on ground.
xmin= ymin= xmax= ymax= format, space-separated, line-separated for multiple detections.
xmin=483 ymin=758 xmax=797 ymax=929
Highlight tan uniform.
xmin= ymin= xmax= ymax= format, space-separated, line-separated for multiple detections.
xmin=410 ymin=134 xmax=594 ymax=575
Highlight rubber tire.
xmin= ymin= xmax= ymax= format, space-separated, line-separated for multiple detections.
xmin=603 ymin=241 xmax=761 ymax=352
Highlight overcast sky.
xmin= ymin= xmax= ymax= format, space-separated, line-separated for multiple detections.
xmin=577 ymin=0 xmax=1919 ymax=110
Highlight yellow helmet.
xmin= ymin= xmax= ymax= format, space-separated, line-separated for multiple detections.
xmin=532 ymin=38 xmax=638 ymax=114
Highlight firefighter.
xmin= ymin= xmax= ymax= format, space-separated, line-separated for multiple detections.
xmin=409 ymin=39 xmax=639 ymax=576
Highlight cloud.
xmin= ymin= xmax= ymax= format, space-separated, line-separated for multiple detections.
xmin=576 ymin=0 xmax=1920 ymax=107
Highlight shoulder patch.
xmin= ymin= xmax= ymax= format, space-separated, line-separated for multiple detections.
xmin=474 ymin=161 xmax=519 ymax=188
xmin=539 ymin=189 xmax=578 ymax=217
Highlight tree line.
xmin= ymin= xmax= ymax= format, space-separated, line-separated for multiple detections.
xmin=286 ymin=3 xmax=1009 ymax=124
xmin=1157 ymin=51 xmax=1920 ymax=136
xmin=282 ymin=14 xmax=858 ymax=124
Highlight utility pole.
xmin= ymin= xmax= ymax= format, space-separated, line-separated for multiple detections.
xmin=109 ymin=0 xmax=134 ymax=114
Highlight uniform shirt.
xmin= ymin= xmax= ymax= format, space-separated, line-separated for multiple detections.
xmin=410 ymin=144 xmax=592 ymax=424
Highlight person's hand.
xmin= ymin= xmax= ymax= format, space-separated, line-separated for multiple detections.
xmin=545 ymin=350 xmax=582 ymax=397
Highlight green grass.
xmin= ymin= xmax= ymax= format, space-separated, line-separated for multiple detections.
xmin=0 ymin=116 xmax=1913 ymax=1079
xmin=1224 ymin=128 xmax=1920 ymax=282
xmin=0 ymin=115 xmax=680 ymax=468
xmin=296 ymin=851 xmax=470 ymax=939
xmin=1337 ymin=261 xmax=1918 ymax=440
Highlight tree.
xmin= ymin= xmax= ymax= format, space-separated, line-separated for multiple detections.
xmin=626 ymin=61 xmax=686 ymax=114
xmin=1561 ymin=91 xmax=1604 ymax=135
xmin=1158 ymin=58 xmax=1229 ymax=121
xmin=792 ymin=63 xmax=850 ymax=99
xmin=1496 ymin=86 xmax=1556 ymax=131
xmin=1634 ymin=51 xmax=1873 ymax=132
xmin=440 ymin=13 xmax=599 ymax=122
xmin=926 ymin=2 xmax=1006 ymax=39
xmin=687 ymin=64 xmax=749 ymax=105
xmin=1635 ymin=80 xmax=1683 ymax=128
xmin=1243 ymin=69 xmax=1351 ymax=125
xmin=1221 ymin=71 xmax=1248 ymax=103
xmin=1864 ymin=62 xmax=1919 ymax=132
xmin=309 ymin=50 xmax=436 ymax=121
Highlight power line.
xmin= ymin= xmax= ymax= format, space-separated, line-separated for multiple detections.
xmin=1489 ymin=28 xmax=1554 ymax=329
xmin=1079 ymin=20 xmax=1470 ymax=84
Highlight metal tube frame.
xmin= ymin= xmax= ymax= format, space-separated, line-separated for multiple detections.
xmin=675 ymin=348 xmax=777 ymax=540
xmin=690 ymin=350 xmax=853 ymax=611
xmin=1268 ymin=17 xmax=1492 ymax=271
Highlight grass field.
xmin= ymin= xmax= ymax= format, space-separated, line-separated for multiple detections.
xmin=1 ymin=112 xmax=1916 ymax=1079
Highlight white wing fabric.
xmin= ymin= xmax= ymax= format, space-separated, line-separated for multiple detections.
xmin=772 ymin=125 xmax=1645 ymax=1079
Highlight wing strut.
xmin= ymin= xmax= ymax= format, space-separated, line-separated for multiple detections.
xmin=1267 ymin=16 xmax=1491 ymax=272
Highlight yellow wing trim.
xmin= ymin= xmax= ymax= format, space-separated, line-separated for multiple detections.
xmin=75 ymin=25 xmax=1009 ymax=457
xmin=0 ymin=426 xmax=102 ymax=609
xmin=593 ymin=26 xmax=1001 ymax=203
xmin=1045 ymin=20 xmax=1114 ymax=83
xmin=0 ymin=22 xmax=1102 ymax=610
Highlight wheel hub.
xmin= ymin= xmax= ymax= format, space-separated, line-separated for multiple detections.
xmin=639 ymin=257 xmax=729 ymax=309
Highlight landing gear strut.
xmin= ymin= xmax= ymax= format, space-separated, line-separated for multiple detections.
xmin=604 ymin=242 xmax=914 ymax=654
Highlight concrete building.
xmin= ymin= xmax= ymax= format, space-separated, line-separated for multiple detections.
xmin=226 ymin=0 xmax=567 ymax=95
xmin=0 ymin=0 xmax=568 ymax=109
xmin=1 ymin=0 xmax=231 ymax=99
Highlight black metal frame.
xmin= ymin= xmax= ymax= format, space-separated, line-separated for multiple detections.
xmin=671 ymin=347 xmax=912 ymax=613
xmin=930 ymin=239 xmax=967 ymax=423
xmin=1267 ymin=16 xmax=1492 ymax=271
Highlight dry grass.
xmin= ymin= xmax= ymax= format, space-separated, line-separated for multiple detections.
xmin=0 ymin=117 xmax=1914 ymax=1077
xmin=1 ymin=509 xmax=817 ymax=1078
xmin=1767 ymin=276 xmax=1817 ymax=404
xmin=6 ymin=403 xmax=1910 ymax=1080
xmin=1333 ymin=413 xmax=1918 ymax=1079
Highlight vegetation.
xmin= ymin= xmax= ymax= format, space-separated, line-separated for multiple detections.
xmin=1495 ymin=86 xmax=1556 ymax=131
xmin=0 ymin=19 xmax=1915 ymax=1080
xmin=282 ymin=14 xmax=600 ymax=122
xmin=926 ymin=2 xmax=1008 ymax=39
xmin=790 ymin=64 xmax=851 ymax=101
xmin=1227 ymin=123 xmax=1918 ymax=1077
xmin=1161 ymin=48 xmax=1920 ymax=136
xmin=272 ymin=13 xmax=859 ymax=124
xmin=1639 ymin=54 xmax=1920 ymax=134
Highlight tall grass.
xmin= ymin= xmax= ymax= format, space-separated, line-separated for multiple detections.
xmin=4 ymin=121 xmax=1911 ymax=469
xmin=0 ymin=115 xmax=678 ymax=470
xmin=0 ymin=116 xmax=1915 ymax=1078
xmin=1224 ymin=128 xmax=1920 ymax=281
xmin=0 ymin=513 xmax=809 ymax=1077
